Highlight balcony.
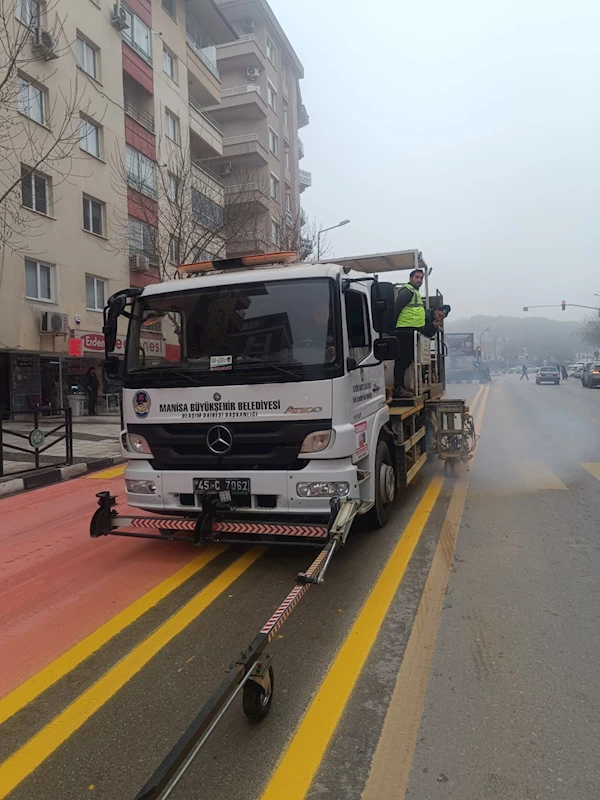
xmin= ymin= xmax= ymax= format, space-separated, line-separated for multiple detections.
xmin=186 ymin=28 xmax=221 ymax=106
xmin=124 ymin=94 xmax=155 ymax=134
xmin=299 ymin=169 xmax=312 ymax=192
xmin=220 ymin=133 xmax=269 ymax=166
xmin=225 ymin=181 xmax=272 ymax=211
xmin=206 ymin=84 xmax=267 ymax=121
xmin=226 ymin=231 xmax=272 ymax=258
xmin=215 ymin=34 xmax=266 ymax=70
xmin=298 ymin=138 xmax=304 ymax=159
xmin=191 ymin=159 xmax=225 ymax=201
xmin=189 ymin=97 xmax=223 ymax=157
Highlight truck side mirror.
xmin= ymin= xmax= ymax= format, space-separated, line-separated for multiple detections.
xmin=104 ymin=357 xmax=122 ymax=378
xmin=103 ymin=295 xmax=127 ymax=356
xmin=370 ymin=282 xmax=396 ymax=334
xmin=373 ymin=336 xmax=400 ymax=362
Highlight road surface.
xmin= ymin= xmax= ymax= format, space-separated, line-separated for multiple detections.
xmin=1 ymin=376 xmax=599 ymax=800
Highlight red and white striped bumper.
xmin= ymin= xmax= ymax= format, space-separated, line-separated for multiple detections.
xmin=127 ymin=516 xmax=328 ymax=539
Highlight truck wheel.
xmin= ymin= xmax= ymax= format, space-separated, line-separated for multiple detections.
xmin=364 ymin=440 xmax=395 ymax=529
xmin=243 ymin=666 xmax=274 ymax=724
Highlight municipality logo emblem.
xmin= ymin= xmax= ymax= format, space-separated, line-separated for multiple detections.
xmin=133 ymin=391 xmax=151 ymax=419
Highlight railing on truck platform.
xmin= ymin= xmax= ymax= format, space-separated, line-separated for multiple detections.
xmin=0 ymin=408 xmax=73 ymax=477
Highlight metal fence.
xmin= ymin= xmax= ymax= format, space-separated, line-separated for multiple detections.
xmin=0 ymin=408 xmax=73 ymax=477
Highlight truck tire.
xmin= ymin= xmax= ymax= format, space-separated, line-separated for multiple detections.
xmin=364 ymin=439 xmax=395 ymax=530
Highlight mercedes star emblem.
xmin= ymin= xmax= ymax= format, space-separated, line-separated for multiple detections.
xmin=206 ymin=424 xmax=233 ymax=455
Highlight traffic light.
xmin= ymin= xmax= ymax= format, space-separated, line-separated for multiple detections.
xmin=476 ymin=346 xmax=482 ymax=357
xmin=561 ymin=300 xmax=566 ymax=311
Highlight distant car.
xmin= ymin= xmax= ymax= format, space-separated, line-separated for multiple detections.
xmin=526 ymin=364 xmax=539 ymax=374
xmin=573 ymin=363 xmax=586 ymax=378
xmin=582 ymin=363 xmax=600 ymax=388
xmin=580 ymin=362 xmax=594 ymax=385
xmin=567 ymin=364 xmax=579 ymax=377
xmin=536 ymin=366 xmax=560 ymax=385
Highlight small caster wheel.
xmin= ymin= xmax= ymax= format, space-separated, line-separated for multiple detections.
xmin=243 ymin=665 xmax=274 ymax=723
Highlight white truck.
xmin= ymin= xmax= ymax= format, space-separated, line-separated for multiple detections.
xmin=91 ymin=250 xmax=476 ymax=799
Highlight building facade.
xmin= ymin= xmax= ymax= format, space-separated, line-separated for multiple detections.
xmin=0 ymin=0 xmax=307 ymax=416
xmin=203 ymin=0 xmax=310 ymax=256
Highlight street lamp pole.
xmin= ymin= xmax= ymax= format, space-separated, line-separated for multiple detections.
xmin=316 ymin=219 xmax=350 ymax=260
xmin=479 ymin=327 xmax=491 ymax=351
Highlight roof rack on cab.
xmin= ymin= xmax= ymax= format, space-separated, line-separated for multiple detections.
xmin=177 ymin=251 xmax=298 ymax=277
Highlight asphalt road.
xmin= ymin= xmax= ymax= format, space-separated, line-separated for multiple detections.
xmin=1 ymin=376 xmax=598 ymax=800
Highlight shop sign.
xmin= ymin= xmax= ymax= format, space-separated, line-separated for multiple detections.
xmin=68 ymin=338 xmax=84 ymax=357
xmin=16 ymin=355 xmax=35 ymax=368
xmin=73 ymin=332 xmax=165 ymax=358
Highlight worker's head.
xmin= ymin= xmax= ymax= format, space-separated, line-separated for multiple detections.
xmin=409 ymin=269 xmax=424 ymax=289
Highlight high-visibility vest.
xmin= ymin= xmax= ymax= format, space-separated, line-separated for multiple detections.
xmin=396 ymin=284 xmax=426 ymax=328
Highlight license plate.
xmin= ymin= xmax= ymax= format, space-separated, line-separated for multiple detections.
xmin=194 ymin=478 xmax=251 ymax=494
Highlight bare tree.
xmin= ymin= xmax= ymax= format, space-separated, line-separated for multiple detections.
xmin=110 ymin=142 xmax=274 ymax=281
xmin=276 ymin=207 xmax=331 ymax=261
xmin=0 ymin=0 xmax=93 ymax=254
xmin=578 ymin=314 xmax=600 ymax=349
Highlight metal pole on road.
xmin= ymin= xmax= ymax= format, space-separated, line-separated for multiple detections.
xmin=316 ymin=219 xmax=350 ymax=260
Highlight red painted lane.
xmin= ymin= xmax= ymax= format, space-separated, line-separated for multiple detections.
xmin=0 ymin=473 xmax=197 ymax=698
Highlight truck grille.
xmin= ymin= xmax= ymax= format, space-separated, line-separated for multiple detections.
xmin=128 ymin=420 xmax=332 ymax=471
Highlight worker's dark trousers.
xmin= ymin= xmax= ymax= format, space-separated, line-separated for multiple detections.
xmin=394 ymin=328 xmax=418 ymax=389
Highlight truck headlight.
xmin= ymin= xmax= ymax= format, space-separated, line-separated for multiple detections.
xmin=296 ymin=482 xmax=349 ymax=497
xmin=127 ymin=433 xmax=153 ymax=455
xmin=126 ymin=479 xmax=157 ymax=494
xmin=300 ymin=430 xmax=332 ymax=453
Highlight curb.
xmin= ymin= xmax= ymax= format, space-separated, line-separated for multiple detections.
xmin=0 ymin=455 xmax=124 ymax=499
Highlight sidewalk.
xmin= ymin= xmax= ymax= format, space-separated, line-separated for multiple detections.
xmin=0 ymin=415 xmax=123 ymax=496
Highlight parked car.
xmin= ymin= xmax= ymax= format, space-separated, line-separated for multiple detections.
xmin=582 ymin=362 xmax=600 ymax=388
xmin=567 ymin=364 xmax=579 ymax=377
xmin=536 ymin=366 xmax=560 ymax=385
xmin=573 ymin=362 xmax=586 ymax=378
xmin=580 ymin=362 xmax=594 ymax=385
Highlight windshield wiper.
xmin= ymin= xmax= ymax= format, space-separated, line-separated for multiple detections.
xmin=133 ymin=367 xmax=203 ymax=386
xmin=234 ymin=354 xmax=302 ymax=381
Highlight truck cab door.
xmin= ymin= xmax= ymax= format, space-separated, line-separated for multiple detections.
xmin=333 ymin=284 xmax=386 ymax=464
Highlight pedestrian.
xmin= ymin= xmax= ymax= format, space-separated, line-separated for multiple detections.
xmin=393 ymin=269 xmax=427 ymax=398
xmin=561 ymin=365 xmax=568 ymax=380
xmin=520 ymin=363 xmax=529 ymax=381
xmin=86 ymin=366 xmax=99 ymax=416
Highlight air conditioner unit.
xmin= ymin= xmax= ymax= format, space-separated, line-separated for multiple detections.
xmin=40 ymin=311 xmax=69 ymax=334
xmin=241 ymin=17 xmax=255 ymax=33
xmin=32 ymin=28 xmax=58 ymax=60
xmin=111 ymin=3 xmax=129 ymax=31
xmin=246 ymin=66 xmax=260 ymax=80
xmin=129 ymin=253 xmax=150 ymax=272
xmin=217 ymin=162 xmax=234 ymax=177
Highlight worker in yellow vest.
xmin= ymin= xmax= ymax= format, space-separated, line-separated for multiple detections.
xmin=393 ymin=268 xmax=426 ymax=398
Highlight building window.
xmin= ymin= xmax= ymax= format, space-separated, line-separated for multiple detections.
xmin=165 ymin=109 xmax=180 ymax=143
xmin=82 ymin=195 xmax=103 ymax=235
xmin=21 ymin=165 xmax=49 ymax=215
xmin=85 ymin=275 xmax=107 ymax=311
xmin=126 ymin=145 xmax=156 ymax=198
xmin=266 ymin=36 xmax=275 ymax=64
xmin=16 ymin=0 xmax=40 ymax=28
xmin=25 ymin=259 xmax=53 ymax=301
xmin=284 ymin=192 xmax=292 ymax=215
xmin=162 ymin=0 xmax=175 ymax=18
xmin=267 ymin=81 xmax=277 ymax=111
xmin=270 ymin=174 xmax=279 ymax=201
xmin=80 ymin=116 xmax=101 ymax=157
xmin=76 ymin=36 xmax=98 ymax=79
xmin=270 ymin=219 xmax=280 ymax=245
xmin=345 ymin=290 xmax=372 ymax=364
xmin=269 ymin=127 xmax=278 ymax=156
xmin=192 ymin=189 xmax=223 ymax=227
xmin=169 ymin=236 xmax=180 ymax=264
xmin=283 ymin=143 xmax=290 ymax=170
xmin=128 ymin=217 xmax=156 ymax=259
xmin=123 ymin=8 xmax=152 ymax=62
xmin=163 ymin=46 xmax=177 ymax=80
xmin=283 ymin=103 xmax=288 ymax=128
xmin=282 ymin=63 xmax=287 ymax=86
xmin=166 ymin=172 xmax=178 ymax=203
xmin=17 ymin=76 xmax=45 ymax=124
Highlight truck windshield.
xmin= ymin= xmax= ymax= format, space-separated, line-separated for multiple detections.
xmin=125 ymin=277 xmax=341 ymax=385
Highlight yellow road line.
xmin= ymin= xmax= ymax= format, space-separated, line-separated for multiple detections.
xmin=581 ymin=463 xmax=600 ymax=482
xmin=0 ymin=546 xmax=226 ymax=726
xmin=87 ymin=464 xmax=125 ymax=479
xmin=259 ymin=480 xmax=443 ymax=800
xmin=516 ymin=461 xmax=567 ymax=491
xmin=0 ymin=547 xmax=264 ymax=799
xmin=362 ymin=378 xmax=491 ymax=799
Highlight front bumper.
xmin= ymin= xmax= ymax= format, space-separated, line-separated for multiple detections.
xmin=124 ymin=459 xmax=360 ymax=515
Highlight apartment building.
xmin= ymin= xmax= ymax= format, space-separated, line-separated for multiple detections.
xmin=202 ymin=0 xmax=310 ymax=257
xmin=0 ymin=0 xmax=236 ymax=415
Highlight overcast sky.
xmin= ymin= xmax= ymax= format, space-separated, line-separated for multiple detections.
xmin=270 ymin=0 xmax=600 ymax=320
